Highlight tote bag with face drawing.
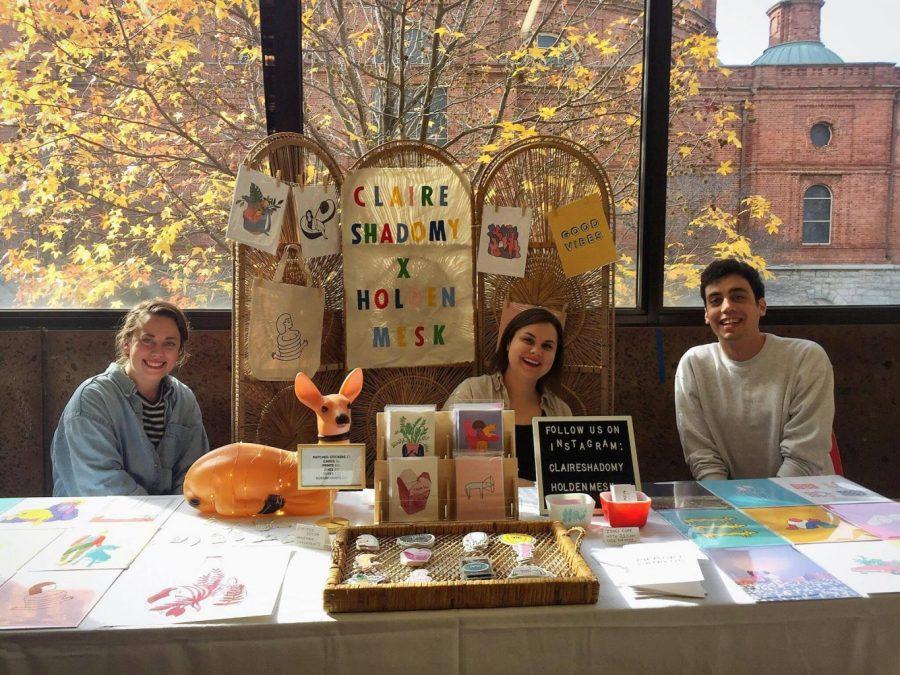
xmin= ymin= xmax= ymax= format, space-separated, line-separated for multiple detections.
xmin=248 ymin=244 xmax=324 ymax=380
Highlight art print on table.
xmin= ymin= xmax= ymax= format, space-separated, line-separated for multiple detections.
xmin=796 ymin=541 xmax=900 ymax=596
xmin=659 ymin=508 xmax=786 ymax=549
xmin=0 ymin=569 xmax=120 ymax=629
xmin=388 ymin=456 xmax=439 ymax=523
xmin=89 ymin=495 xmax=181 ymax=526
xmin=770 ymin=475 xmax=891 ymax=505
xmin=24 ymin=525 xmax=158 ymax=571
xmin=826 ymin=502 xmax=900 ymax=539
xmin=385 ymin=405 xmax=437 ymax=458
xmin=226 ymin=165 xmax=289 ymax=255
xmin=0 ymin=498 xmax=22 ymax=518
xmin=641 ymin=481 xmax=730 ymax=510
xmin=0 ymin=497 xmax=98 ymax=528
xmin=454 ymin=456 xmax=506 ymax=521
xmin=476 ymin=205 xmax=531 ymax=277
xmin=706 ymin=546 xmax=861 ymax=602
xmin=0 ymin=530 xmax=64 ymax=583
xmin=292 ymin=184 xmax=340 ymax=259
xmin=743 ymin=505 xmax=876 ymax=545
xmin=89 ymin=547 xmax=292 ymax=626
xmin=453 ymin=407 xmax=504 ymax=453
xmin=700 ymin=478 xmax=812 ymax=510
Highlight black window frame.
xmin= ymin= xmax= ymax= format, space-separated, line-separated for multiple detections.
xmin=1 ymin=0 xmax=896 ymax=331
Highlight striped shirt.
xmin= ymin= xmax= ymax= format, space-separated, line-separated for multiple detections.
xmin=137 ymin=393 xmax=166 ymax=446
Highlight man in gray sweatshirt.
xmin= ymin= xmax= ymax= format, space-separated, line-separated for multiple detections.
xmin=675 ymin=259 xmax=835 ymax=480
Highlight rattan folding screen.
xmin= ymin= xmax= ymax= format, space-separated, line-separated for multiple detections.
xmin=232 ymin=134 xmax=614 ymax=482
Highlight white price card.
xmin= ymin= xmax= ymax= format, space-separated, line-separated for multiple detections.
xmin=602 ymin=527 xmax=640 ymax=547
xmin=298 ymin=444 xmax=365 ymax=490
xmin=294 ymin=523 xmax=332 ymax=551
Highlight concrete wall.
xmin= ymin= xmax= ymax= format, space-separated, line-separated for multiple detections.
xmin=1 ymin=324 xmax=897 ymax=497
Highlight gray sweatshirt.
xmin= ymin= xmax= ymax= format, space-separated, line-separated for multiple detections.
xmin=674 ymin=334 xmax=835 ymax=480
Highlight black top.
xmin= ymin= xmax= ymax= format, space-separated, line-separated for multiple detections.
xmin=515 ymin=424 xmax=536 ymax=481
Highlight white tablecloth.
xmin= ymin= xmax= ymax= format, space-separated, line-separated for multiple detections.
xmin=2 ymin=489 xmax=899 ymax=674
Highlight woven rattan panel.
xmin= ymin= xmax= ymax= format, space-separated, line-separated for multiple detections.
xmin=475 ymin=136 xmax=615 ymax=414
xmin=232 ymin=133 xmax=345 ymax=450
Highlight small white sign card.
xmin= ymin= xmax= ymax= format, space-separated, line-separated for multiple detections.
xmin=0 ymin=569 xmax=121 ymax=630
xmin=477 ymin=205 xmax=532 ymax=277
xmin=385 ymin=404 xmax=437 ymax=458
xmin=226 ymin=165 xmax=289 ymax=255
xmin=388 ymin=456 xmax=440 ymax=523
xmin=298 ymin=444 xmax=365 ymax=490
xmin=292 ymin=184 xmax=341 ymax=259
xmin=89 ymin=547 xmax=292 ymax=626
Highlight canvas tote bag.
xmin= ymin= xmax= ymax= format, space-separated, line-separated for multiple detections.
xmin=248 ymin=244 xmax=324 ymax=380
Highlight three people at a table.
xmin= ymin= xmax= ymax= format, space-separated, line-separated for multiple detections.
xmin=49 ymin=258 xmax=835 ymax=497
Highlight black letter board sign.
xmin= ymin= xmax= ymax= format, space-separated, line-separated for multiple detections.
xmin=533 ymin=416 xmax=640 ymax=515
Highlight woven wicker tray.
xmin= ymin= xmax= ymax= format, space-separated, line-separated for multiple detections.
xmin=324 ymin=519 xmax=599 ymax=612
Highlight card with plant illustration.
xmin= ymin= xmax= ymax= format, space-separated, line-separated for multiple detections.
xmin=226 ymin=165 xmax=289 ymax=255
xmin=385 ymin=405 xmax=436 ymax=458
xmin=387 ymin=457 xmax=439 ymax=523
xmin=454 ymin=456 xmax=506 ymax=521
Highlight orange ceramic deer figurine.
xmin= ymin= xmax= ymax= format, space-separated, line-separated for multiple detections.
xmin=294 ymin=368 xmax=364 ymax=443
xmin=182 ymin=369 xmax=363 ymax=518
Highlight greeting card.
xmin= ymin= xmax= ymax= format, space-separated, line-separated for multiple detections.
xmin=385 ymin=404 xmax=437 ymax=458
xmin=455 ymin=456 xmax=506 ymax=521
xmin=659 ymin=508 xmax=786 ymax=549
xmin=89 ymin=495 xmax=181 ymax=526
xmin=743 ymin=505 xmax=876 ymax=545
xmin=24 ymin=525 xmax=159 ymax=571
xmin=0 ymin=497 xmax=101 ymax=529
xmin=770 ymin=475 xmax=891 ymax=505
xmin=797 ymin=540 xmax=900 ymax=595
xmin=226 ymin=165 xmax=289 ymax=255
xmin=88 ymin=547 xmax=292 ymax=626
xmin=476 ymin=205 xmax=532 ymax=277
xmin=388 ymin=456 xmax=440 ymax=523
xmin=826 ymin=502 xmax=900 ymax=539
xmin=0 ymin=498 xmax=22 ymax=518
xmin=701 ymin=478 xmax=812 ymax=509
xmin=452 ymin=405 xmax=504 ymax=453
xmin=292 ymin=184 xmax=340 ymax=259
xmin=0 ymin=530 xmax=64 ymax=583
xmin=706 ymin=545 xmax=861 ymax=602
xmin=0 ymin=569 xmax=121 ymax=629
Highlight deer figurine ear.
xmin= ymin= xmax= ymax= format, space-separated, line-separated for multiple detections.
xmin=339 ymin=368 xmax=364 ymax=403
xmin=294 ymin=372 xmax=324 ymax=411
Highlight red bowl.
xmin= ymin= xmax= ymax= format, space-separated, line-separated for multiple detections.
xmin=599 ymin=491 xmax=652 ymax=528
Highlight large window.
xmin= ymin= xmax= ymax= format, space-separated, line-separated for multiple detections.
xmin=0 ymin=1 xmax=263 ymax=309
xmin=663 ymin=0 xmax=898 ymax=307
xmin=302 ymin=1 xmax=645 ymax=307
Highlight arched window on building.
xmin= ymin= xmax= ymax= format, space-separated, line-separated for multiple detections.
xmin=802 ymin=184 xmax=832 ymax=244
xmin=536 ymin=32 xmax=570 ymax=67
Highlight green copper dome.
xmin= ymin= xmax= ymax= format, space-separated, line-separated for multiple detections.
xmin=752 ymin=41 xmax=843 ymax=65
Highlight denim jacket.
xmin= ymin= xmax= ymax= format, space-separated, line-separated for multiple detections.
xmin=52 ymin=363 xmax=210 ymax=497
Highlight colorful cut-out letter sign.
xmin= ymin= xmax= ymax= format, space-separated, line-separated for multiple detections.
xmin=341 ymin=166 xmax=474 ymax=369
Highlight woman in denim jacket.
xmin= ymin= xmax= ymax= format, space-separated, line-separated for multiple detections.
xmin=51 ymin=300 xmax=210 ymax=496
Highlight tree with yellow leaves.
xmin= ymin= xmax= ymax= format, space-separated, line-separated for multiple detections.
xmin=0 ymin=0 xmax=780 ymax=307
xmin=302 ymin=0 xmax=781 ymax=304
xmin=0 ymin=0 xmax=262 ymax=307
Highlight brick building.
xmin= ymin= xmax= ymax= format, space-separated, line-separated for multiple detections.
xmin=715 ymin=0 xmax=899 ymax=304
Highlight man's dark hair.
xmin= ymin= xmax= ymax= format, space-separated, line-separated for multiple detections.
xmin=490 ymin=307 xmax=565 ymax=394
xmin=700 ymin=259 xmax=765 ymax=304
